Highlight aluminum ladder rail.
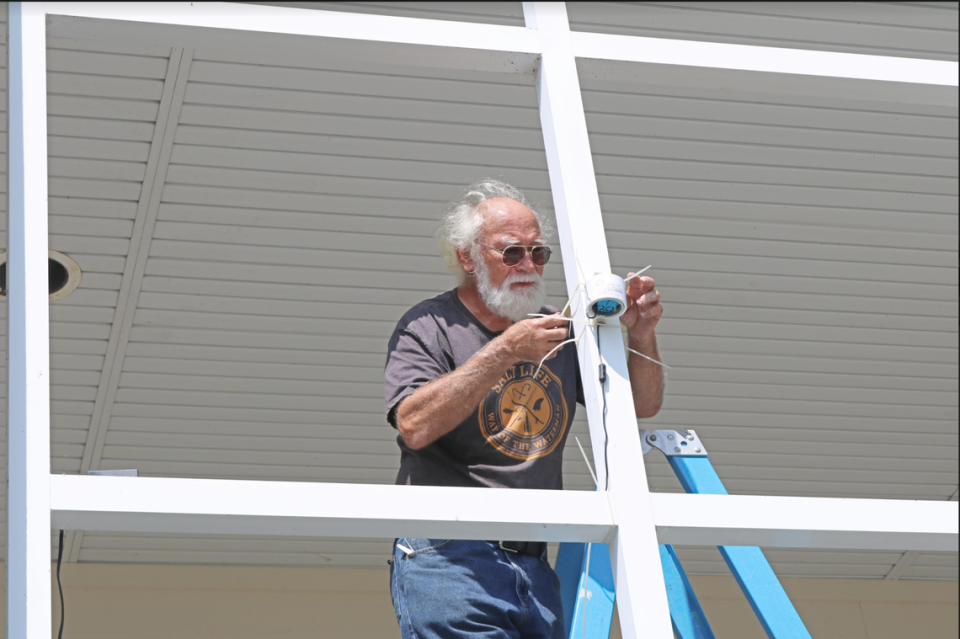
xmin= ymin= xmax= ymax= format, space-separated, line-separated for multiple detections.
xmin=555 ymin=429 xmax=812 ymax=639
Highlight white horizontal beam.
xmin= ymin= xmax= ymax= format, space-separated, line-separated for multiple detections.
xmin=45 ymin=2 xmax=540 ymax=53
xmin=51 ymin=475 xmax=614 ymax=543
xmin=573 ymin=31 xmax=959 ymax=87
xmin=44 ymin=2 xmax=540 ymax=75
xmin=51 ymin=477 xmax=959 ymax=553
xmin=651 ymin=493 xmax=959 ymax=552
xmin=45 ymin=2 xmax=958 ymax=90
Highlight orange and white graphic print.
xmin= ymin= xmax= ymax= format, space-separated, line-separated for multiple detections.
xmin=478 ymin=363 xmax=569 ymax=460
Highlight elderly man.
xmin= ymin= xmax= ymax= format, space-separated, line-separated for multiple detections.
xmin=384 ymin=179 xmax=664 ymax=639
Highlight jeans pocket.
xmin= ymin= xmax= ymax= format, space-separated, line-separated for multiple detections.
xmin=402 ymin=538 xmax=453 ymax=558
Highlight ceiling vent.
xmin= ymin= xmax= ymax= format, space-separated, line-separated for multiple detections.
xmin=0 ymin=250 xmax=82 ymax=301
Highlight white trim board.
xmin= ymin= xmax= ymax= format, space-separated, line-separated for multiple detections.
xmin=43 ymin=2 xmax=959 ymax=88
xmin=50 ymin=476 xmax=960 ymax=552
xmin=6 ymin=4 xmax=53 ymax=638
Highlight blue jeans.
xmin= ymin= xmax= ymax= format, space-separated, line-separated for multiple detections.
xmin=390 ymin=538 xmax=565 ymax=639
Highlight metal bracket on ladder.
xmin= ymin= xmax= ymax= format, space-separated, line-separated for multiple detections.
xmin=640 ymin=429 xmax=708 ymax=457
xmin=557 ymin=431 xmax=813 ymax=639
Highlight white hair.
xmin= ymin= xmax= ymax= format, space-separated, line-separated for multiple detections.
xmin=437 ymin=179 xmax=553 ymax=283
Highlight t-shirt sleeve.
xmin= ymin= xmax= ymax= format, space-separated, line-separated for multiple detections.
xmin=384 ymin=326 xmax=451 ymax=428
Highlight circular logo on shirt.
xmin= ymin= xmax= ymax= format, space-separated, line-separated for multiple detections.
xmin=478 ymin=363 xmax=569 ymax=460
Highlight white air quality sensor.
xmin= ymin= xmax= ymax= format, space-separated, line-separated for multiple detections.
xmin=585 ymin=273 xmax=627 ymax=319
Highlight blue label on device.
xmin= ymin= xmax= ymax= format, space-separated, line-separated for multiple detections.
xmin=594 ymin=299 xmax=622 ymax=316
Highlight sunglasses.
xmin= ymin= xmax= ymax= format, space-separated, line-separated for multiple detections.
xmin=478 ymin=242 xmax=553 ymax=266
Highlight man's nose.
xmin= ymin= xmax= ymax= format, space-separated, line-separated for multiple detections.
xmin=513 ymin=250 xmax=536 ymax=272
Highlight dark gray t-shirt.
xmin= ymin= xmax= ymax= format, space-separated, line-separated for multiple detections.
xmin=384 ymin=289 xmax=583 ymax=490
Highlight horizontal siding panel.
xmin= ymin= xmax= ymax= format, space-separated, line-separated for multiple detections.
xmin=177 ymin=105 xmax=546 ymax=149
xmin=49 ymin=157 xmax=147 ymax=182
xmin=169 ymin=145 xmax=548 ymax=188
xmin=48 ymin=72 xmax=165 ymax=101
xmin=48 ymin=134 xmax=153 ymax=161
xmin=124 ymin=342 xmax=387 ymax=368
xmin=49 ymin=197 xmax=140 ymax=220
xmin=175 ymin=124 xmax=547 ymax=169
xmin=117 ymin=350 xmax=957 ymax=397
xmin=76 ymin=548 xmax=388 ymax=567
xmin=581 ymin=91 xmax=958 ymax=139
xmin=595 ymin=174 xmax=955 ymax=215
xmin=50 ymin=215 xmax=136 ymax=239
xmin=608 ymin=248 xmax=957 ymax=288
xmin=89 ymin=460 xmax=397 ymax=484
xmin=105 ymin=432 xmax=396 ymax=454
xmin=184 ymin=83 xmax=539 ymax=128
xmin=49 ymin=176 xmax=143 ymax=201
xmin=587 ymin=114 xmax=958 ymax=159
xmin=99 ymin=446 xmax=397 ymax=470
xmin=593 ymin=155 xmax=956 ymax=197
xmin=158 ymin=203 xmax=439 ymax=236
xmin=188 ymin=59 xmax=533 ymax=105
xmin=567 ymin=2 xmax=959 ymax=61
xmin=47 ymin=48 xmax=170 ymax=79
xmin=605 ymin=213 xmax=957 ymax=252
xmin=48 ymin=95 xmax=160 ymax=122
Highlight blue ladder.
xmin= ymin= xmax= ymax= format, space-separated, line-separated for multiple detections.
xmin=556 ymin=429 xmax=812 ymax=639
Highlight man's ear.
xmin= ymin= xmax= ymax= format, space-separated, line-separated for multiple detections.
xmin=457 ymin=247 xmax=476 ymax=276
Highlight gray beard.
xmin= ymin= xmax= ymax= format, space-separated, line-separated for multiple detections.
xmin=474 ymin=257 xmax=547 ymax=323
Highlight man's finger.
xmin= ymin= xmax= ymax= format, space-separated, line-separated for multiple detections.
xmin=535 ymin=314 xmax=569 ymax=328
xmin=638 ymin=290 xmax=660 ymax=308
xmin=640 ymin=303 xmax=663 ymax=321
xmin=627 ymin=277 xmax=655 ymax=300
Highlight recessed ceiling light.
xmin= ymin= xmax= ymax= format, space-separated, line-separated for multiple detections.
xmin=0 ymin=249 xmax=82 ymax=301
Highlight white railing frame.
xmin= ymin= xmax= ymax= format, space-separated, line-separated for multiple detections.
xmin=8 ymin=3 xmax=958 ymax=638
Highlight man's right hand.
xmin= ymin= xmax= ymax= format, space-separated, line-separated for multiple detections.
xmin=497 ymin=315 xmax=571 ymax=364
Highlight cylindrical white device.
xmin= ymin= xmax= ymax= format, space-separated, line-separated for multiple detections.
xmin=585 ymin=273 xmax=627 ymax=319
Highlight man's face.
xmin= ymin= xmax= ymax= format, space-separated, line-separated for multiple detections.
xmin=475 ymin=198 xmax=545 ymax=287
xmin=466 ymin=198 xmax=548 ymax=322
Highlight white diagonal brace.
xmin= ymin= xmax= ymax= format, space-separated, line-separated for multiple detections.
xmin=523 ymin=4 xmax=673 ymax=638
xmin=64 ymin=47 xmax=196 ymax=563
xmin=6 ymin=3 xmax=52 ymax=638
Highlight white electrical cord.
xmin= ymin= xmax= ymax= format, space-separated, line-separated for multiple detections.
xmin=622 ymin=265 xmax=652 ymax=284
xmin=626 ymin=347 xmax=671 ymax=370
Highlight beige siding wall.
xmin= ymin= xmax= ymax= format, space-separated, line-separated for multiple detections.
xmin=0 ymin=564 xmax=954 ymax=638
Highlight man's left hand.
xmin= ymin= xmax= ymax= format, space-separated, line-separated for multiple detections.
xmin=620 ymin=274 xmax=662 ymax=343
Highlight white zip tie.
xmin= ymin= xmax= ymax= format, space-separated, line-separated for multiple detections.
xmin=561 ymin=283 xmax=581 ymax=318
xmin=622 ymin=265 xmax=652 ymax=284
xmin=533 ymin=338 xmax=576 ymax=380
xmin=396 ymin=543 xmax=414 ymax=556
xmin=626 ymin=347 xmax=671 ymax=370
xmin=532 ymin=325 xmax=586 ymax=380
xmin=527 ymin=314 xmax=574 ymax=321
xmin=575 ymin=437 xmax=599 ymax=489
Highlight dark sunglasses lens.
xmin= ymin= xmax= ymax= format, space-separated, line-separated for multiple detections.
xmin=501 ymin=246 xmax=525 ymax=266
xmin=532 ymin=247 xmax=551 ymax=265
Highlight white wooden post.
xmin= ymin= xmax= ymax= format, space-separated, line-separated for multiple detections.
xmin=523 ymin=4 xmax=673 ymax=638
xmin=6 ymin=3 xmax=52 ymax=638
